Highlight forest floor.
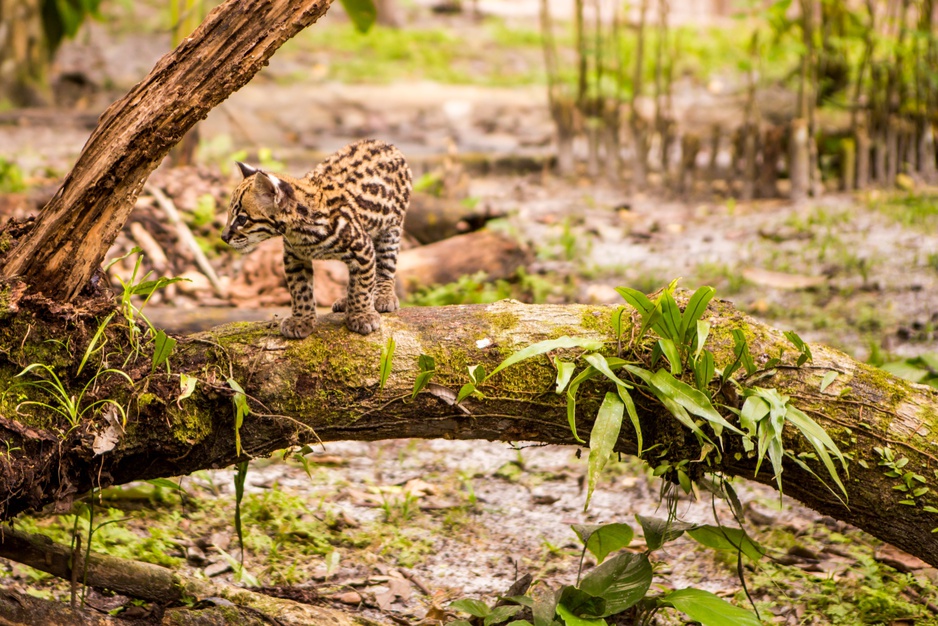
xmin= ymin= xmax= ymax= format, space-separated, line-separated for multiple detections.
xmin=1 ymin=2 xmax=938 ymax=624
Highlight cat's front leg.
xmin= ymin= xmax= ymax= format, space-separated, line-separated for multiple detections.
xmin=341 ymin=238 xmax=381 ymax=335
xmin=281 ymin=244 xmax=317 ymax=339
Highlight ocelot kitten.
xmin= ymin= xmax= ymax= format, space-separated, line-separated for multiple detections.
xmin=221 ymin=139 xmax=412 ymax=337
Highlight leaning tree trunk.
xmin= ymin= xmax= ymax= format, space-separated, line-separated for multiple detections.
xmin=0 ymin=0 xmax=334 ymax=302
xmin=1 ymin=292 xmax=937 ymax=568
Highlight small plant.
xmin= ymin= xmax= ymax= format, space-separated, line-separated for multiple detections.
xmin=379 ymin=336 xmax=395 ymax=390
xmin=412 ymin=171 xmax=444 ymax=196
xmin=874 ymin=447 xmax=930 ymax=507
xmin=449 ymin=517 xmax=762 ymax=625
xmin=104 ymin=247 xmax=186 ymax=366
xmin=413 ymin=282 xmax=849 ymax=513
xmin=0 ymin=158 xmax=26 ymax=193
xmin=8 ymin=363 xmax=131 ymax=429
xmin=190 ymin=194 xmax=217 ymax=228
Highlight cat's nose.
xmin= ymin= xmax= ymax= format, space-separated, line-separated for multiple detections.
xmin=221 ymin=228 xmax=231 ymax=244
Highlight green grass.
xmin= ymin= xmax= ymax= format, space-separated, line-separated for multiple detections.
xmin=869 ymin=192 xmax=938 ymax=231
xmin=404 ymin=269 xmax=558 ymax=306
xmin=744 ymin=524 xmax=938 ymax=625
xmin=280 ymin=20 xmax=545 ymax=86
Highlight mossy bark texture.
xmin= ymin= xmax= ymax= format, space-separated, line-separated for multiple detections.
xmin=1 ymin=297 xmax=938 ymax=568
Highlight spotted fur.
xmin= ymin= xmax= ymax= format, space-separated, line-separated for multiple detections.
xmin=222 ymin=139 xmax=412 ymax=337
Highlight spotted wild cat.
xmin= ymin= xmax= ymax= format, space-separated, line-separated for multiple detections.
xmin=221 ymin=139 xmax=412 ymax=337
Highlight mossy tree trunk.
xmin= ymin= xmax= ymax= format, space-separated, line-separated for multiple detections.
xmin=1 ymin=293 xmax=938 ymax=568
xmin=0 ymin=0 xmax=334 ymax=302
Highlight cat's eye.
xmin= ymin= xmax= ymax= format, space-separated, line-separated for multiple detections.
xmin=233 ymin=215 xmax=247 ymax=228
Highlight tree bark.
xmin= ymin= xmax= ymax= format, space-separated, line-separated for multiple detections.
xmin=0 ymin=0 xmax=334 ymax=302
xmin=2 ymin=293 xmax=938 ymax=568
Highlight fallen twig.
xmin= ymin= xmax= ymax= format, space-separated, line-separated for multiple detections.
xmin=146 ymin=184 xmax=225 ymax=297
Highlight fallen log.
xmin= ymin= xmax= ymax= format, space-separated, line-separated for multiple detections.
xmin=0 ymin=527 xmax=367 ymax=625
xmin=0 ymin=292 xmax=936 ymax=569
xmin=404 ymin=193 xmax=505 ymax=244
xmin=396 ymin=229 xmax=531 ymax=292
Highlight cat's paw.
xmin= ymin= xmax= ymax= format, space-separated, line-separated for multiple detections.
xmin=331 ymin=297 xmax=347 ymax=313
xmin=345 ymin=310 xmax=381 ymax=335
xmin=374 ymin=291 xmax=399 ymax=313
xmin=280 ymin=315 xmax=316 ymax=339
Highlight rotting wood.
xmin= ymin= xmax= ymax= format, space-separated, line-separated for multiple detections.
xmin=1 ymin=294 xmax=937 ymax=568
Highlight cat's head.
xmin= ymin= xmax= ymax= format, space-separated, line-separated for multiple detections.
xmin=221 ymin=162 xmax=296 ymax=253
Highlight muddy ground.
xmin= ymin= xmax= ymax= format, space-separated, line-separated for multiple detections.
xmin=1 ymin=2 xmax=938 ymax=624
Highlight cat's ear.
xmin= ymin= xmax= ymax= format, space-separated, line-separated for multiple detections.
xmin=236 ymin=162 xmax=258 ymax=178
xmin=253 ymin=172 xmax=294 ymax=211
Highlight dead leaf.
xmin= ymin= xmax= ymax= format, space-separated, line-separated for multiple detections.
xmin=374 ymin=588 xmax=395 ymax=611
xmin=388 ymin=577 xmax=413 ymax=602
xmin=92 ymin=406 xmax=124 ymax=455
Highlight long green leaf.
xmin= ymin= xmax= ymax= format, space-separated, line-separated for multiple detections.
xmin=583 ymin=353 xmax=632 ymax=390
xmin=411 ymin=371 xmax=435 ymax=399
xmin=694 ymin=320 xmax=711 ymax=360
xmin=567 ymin=366 xmax=600 ymax=443
xmin=686 ymin=525 xmax=764 ymax=562
xmin=412 ymin=354 xmax=436 ymax=399
xmin=78 ymin=312 xmax=115 ymax=376
xmin=658 ymin=291 xmax=682 ymax=342
xmin=659 ymin=588 xmax=761 ymax=626
xmin=484 ymin=606 xmax=522 ymax=626
xmin=658 ymin=338 xmax=682 ymax=376
xmin=488 ymin=336 xmax=604 ymax=380
xmin=178 ymin=374 xmax=198 ymax=406
xmin=679 ymin=286 xmax=716 ymax=344
xmin=228 ymin=378 xmax=250 ymax=457
xmin=379 ymin=336 xmax=395 ymax=390
xmin=785 ymin=405 xmax=848 ymax=499
xmin=693 ymin=349 xmax=715 ymax=394
xmin=623 ymin=365 xmax=711 ymax=443
xmin=450 ymin=599 xmax=490 ymax=618
xmin=586 ymin=393 xmax=624 ymax=509
xmin=650 ymin=369 xmax=743 ymax=436
xmin=456 ymin=383 xmax=476 ymax=404
xmin=554 ymin=359 xmax=576 ymax=394
xmin=131 ymin=276 xmax=187 ymax=297
xmin=615 ymin=287 xmax=654 ymax=315
xmin=151 ymin=330 xmax=176 ymax=373
xmin=620 ymin=387 xmax=642 ymax=456
xmin=233 ymin=460 xmax=249 ymax=563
